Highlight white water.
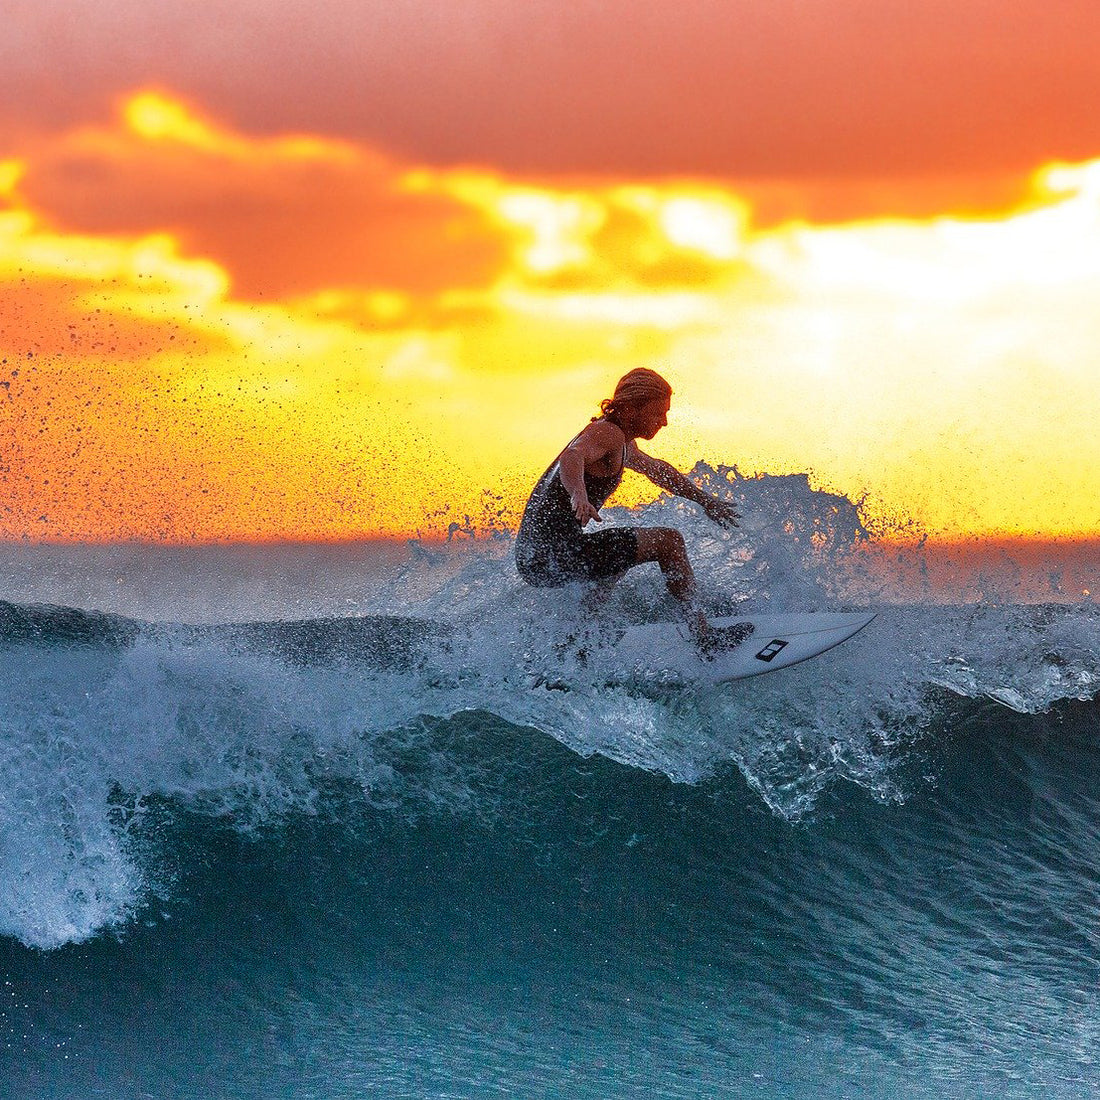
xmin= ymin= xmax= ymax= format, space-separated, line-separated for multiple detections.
xmin=1 ymin=468 xmax=1098 ymax=949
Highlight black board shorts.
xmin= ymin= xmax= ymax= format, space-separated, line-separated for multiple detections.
xmin=516 ymin=527 xmax=639 ymax=588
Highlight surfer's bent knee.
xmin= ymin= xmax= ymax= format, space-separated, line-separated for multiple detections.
xmin=634 ymin=527 xmax=686 ymax=565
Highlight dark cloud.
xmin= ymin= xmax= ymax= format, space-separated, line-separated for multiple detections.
xmin=4 ymin=0 xmax=1100 ymax=182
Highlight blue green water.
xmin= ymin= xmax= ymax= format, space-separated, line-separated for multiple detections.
xmin=2 ymin=474 xmax=1099 ymax=1097
xmin=5 ymin=694 xmax=1100 ymax=1098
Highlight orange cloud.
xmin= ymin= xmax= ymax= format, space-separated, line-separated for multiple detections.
xmin=0 ymin=274 xmax=228 ymax=363
xmin=14 ymin=91 xmax=509 ymax=301
xmin=11 ymin=93 xmax=770 ymax=312
xmin=0 ymin=187 xmax=234 ymax=368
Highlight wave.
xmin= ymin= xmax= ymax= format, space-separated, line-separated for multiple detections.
xmin=1 ymin=467 xmax=1098 ymax=951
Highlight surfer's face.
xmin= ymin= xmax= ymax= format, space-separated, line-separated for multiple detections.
xmin=632 ymin=396 xmax=670 ymax=439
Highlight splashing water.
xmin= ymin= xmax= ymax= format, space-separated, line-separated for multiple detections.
xmin=0 ymin=467 xmax=1097 ymax=952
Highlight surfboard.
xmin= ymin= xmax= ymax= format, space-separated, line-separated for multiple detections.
xmin=614 ymin=611 xmax=877 ymax=684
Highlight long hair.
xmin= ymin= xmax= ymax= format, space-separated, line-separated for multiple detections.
xmin=595 ymin=368 xmax=672 ymax=424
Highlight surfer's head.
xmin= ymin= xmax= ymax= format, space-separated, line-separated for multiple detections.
xmin=597 ymin=368 xmax=673 ymax=439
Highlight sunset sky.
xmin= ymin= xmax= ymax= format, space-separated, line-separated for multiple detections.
xmin=3 ymin=0 xmax=1100 ymax=541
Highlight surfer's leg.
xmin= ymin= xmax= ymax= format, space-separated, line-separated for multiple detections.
xmin=632 ymin=528 xmax=750 ymax=653
xmin=633 ymin=528 xmax=696 ymax=601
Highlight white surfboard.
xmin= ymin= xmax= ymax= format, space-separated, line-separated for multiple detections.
xmin=615 ymin=612 xmax=877 ymax=684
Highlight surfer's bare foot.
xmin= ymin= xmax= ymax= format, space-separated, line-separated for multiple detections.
xmin=699 ymin=593 xmax=745 ymax=618
xmin=697 ymin=621 xmax=755 ymax=660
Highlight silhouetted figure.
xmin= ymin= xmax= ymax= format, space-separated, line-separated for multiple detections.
xmin=515 ymin=368 xmax=751 ymax=655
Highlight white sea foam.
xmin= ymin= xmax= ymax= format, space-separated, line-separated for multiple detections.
xmin=1 ymin=468 xmax=1097 ymax=949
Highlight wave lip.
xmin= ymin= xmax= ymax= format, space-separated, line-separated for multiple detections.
xmin=0 ymin=802 xmax=142 ymax=952
xmin=0 ymin=611 xmax=143 ymax=949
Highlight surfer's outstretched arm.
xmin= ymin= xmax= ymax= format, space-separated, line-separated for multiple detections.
xmin=625 ymin=445 xmax=740 ymax=528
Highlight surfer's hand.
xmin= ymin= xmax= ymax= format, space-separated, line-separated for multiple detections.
xmin=572 ymin=494 xmax=602 ymax=524
xmin=703 ymin=498 xmax=740 ymax=529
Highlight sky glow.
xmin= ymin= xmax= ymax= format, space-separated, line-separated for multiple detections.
xmin=3 ymin=5 xmax=1099 ymax=542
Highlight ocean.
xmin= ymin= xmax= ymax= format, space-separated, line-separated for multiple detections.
xmin=2 ymin=470 xmax=1098 ymax=1098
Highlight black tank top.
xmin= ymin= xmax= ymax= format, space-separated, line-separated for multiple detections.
xmin=515 ymin=429 xmax=627 ymax=566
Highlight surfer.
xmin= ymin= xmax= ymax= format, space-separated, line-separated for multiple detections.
xmin=515 ymin=367 xmax=752 ymax=655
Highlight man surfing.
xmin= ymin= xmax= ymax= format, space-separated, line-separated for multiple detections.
xmin=515 ymin=368 xmax=752 ymax=655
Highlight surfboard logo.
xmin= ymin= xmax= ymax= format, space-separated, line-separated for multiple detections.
xmin=755 ymin=639 xmax=789 ymax=663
